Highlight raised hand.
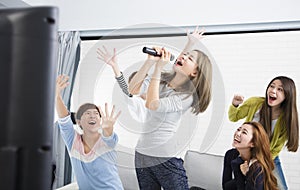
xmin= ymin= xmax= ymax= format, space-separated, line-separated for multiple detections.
xmin=146 ymin=46 xmax=163 ymax=62
xmin=98 ymin=103 xmax=121 ymax=137
xmin=55 ymin=75 xmax=70 ymax=118
xmin=97 ymin=46 xmax=117 ymax=67
xmin=182 ymin=26 xmax=205 ymax=53
xmin=187 ymin=26 xmax=205 ymax=43
xmin=240 ymin=160 xmax=249 ymax=176
xmin=56 ymin=75 xmax=69 ymax=97
xmin=232 ymin=94 xmax=244 ymax=107
xmin=97 ymin=46 xmax=122 ymax=77
xmin=156 ymin=47 xmax=172 ymax=68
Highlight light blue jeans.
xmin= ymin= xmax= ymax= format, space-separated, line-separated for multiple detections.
xmin=273 ymin=156 xmax=288 ymax=190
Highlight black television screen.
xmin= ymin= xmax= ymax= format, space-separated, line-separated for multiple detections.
xmin=0 ymin=6 xmax=58 ymax=190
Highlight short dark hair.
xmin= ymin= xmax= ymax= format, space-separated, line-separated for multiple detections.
xmin=75 ymin=103 xmax=100 ymax=120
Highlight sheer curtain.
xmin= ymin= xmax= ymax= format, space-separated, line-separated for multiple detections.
xmin=52 ymin=31 xmax=81 ymax=189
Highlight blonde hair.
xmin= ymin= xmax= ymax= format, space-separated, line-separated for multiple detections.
xmin=160 ymin=49 xmax=212 ymax=115
xmin=190 ymin=50 xmax=212 ymax=114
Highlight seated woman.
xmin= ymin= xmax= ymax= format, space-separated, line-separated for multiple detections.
xmin=222 ymin=148 xmax=239 ymax=190
xmin=223 ymin=121 xmax=278 ymax=190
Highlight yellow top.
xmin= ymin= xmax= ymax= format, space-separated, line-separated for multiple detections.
xmin=228 ymin=96 xmax=287 ymax=159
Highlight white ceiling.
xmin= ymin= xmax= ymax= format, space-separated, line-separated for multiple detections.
xmin=3 ymin=0 xmax=300 ymax=33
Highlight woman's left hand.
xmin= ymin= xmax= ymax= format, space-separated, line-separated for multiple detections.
xmin=187 ymin=26 xmax=205 ymax=43
xmin=156 ymin=47 xmax=172 ymax=68
xmin=98 ymin=103 xmax=121 ymax=137
xmin=240 ymin=160 xmax=249 ymax=176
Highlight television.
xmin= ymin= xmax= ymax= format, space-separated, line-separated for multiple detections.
xmin=0 ymin=6 xmax=58 ymax=190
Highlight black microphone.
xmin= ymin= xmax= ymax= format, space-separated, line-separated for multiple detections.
xmin=142 ymin=47 xmax=175 ymax=61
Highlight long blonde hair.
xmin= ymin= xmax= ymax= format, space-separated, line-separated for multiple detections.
xmin=190 ymin=50 xmax=212 ymax=114
xmin=161 ymin=49 xmax=212 ymax=115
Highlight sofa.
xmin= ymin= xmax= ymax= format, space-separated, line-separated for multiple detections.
xmin=56 ymin=150 xmax=224 ymax=190
xmin=184 ymin=150 xmax=224 ymax=190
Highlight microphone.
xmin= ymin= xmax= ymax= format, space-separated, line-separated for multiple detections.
xmin=142 ymin=47 xmax=175 ymax=61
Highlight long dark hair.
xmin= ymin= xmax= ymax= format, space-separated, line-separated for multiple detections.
xmin=259 ymin=76 xmax=299 ymax=151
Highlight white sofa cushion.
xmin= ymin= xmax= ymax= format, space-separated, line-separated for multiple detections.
xmin=184 ymin=150 xmax=224 ymax=190
xmin=117 ymin=151 xmax=139 ymax=190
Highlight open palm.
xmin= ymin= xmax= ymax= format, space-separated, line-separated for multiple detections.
xmin=98 ymin=103 xmax=121 ymax=137
xmin=97 ymin=46 xmax=117 ymax=66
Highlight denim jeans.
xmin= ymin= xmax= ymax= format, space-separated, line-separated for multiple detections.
xmin=135 ymin=151 xmax=189 ymax=190
xmin=273 ymin=156 xmax=288 ymax=190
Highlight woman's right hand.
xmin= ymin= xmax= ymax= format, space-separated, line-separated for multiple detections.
xmin=232 ymin=94 xmax=244 ymax=107
xmin=240 ymin=161 xmax=249 ymax=176
xmin=56 ymin=75 xmax=69 ymax=98
xmin=146 ymin=47 xmax=163 ymax=62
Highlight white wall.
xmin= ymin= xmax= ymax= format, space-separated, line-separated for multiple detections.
xmin=73 ymin=30 xmax=300 ymax=189
xmin=204 ymin=31 xmax=300 ymax=189
xmin=3 ymin=1 xmax=300 ymax=189
xmin=0 ymin=0 xmax=29 ymax=7
xmin=22 ymin=0 xmax=300 ymax=31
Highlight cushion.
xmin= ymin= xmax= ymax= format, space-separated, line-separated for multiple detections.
xmin=184 ymin=150 xmax=224 ymax=190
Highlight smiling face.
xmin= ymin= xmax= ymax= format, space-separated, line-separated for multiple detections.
xmin=77 ymin=108 xmax=101 ymax=133
xmin=232 ymin=124 xmax=254 ymax=150
xmin=267 ymin=79 xmax=285 ymax=108
xmin=173 ymin=50 xmax=199 ymax=78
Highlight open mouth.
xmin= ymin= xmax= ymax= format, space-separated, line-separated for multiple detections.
xmin=88 ymin=120 xmax=96 ymax=125
xmin=176 ymin=60 xmax=183 ymax=66
xmin=269 ymin=95 xmax=277 ymax=101
xmin=234 ymin=137 xmax=240 ymax=143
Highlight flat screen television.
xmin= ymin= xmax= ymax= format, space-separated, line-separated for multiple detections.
xmin=0 ymin=6 xmax=58 ymax=190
